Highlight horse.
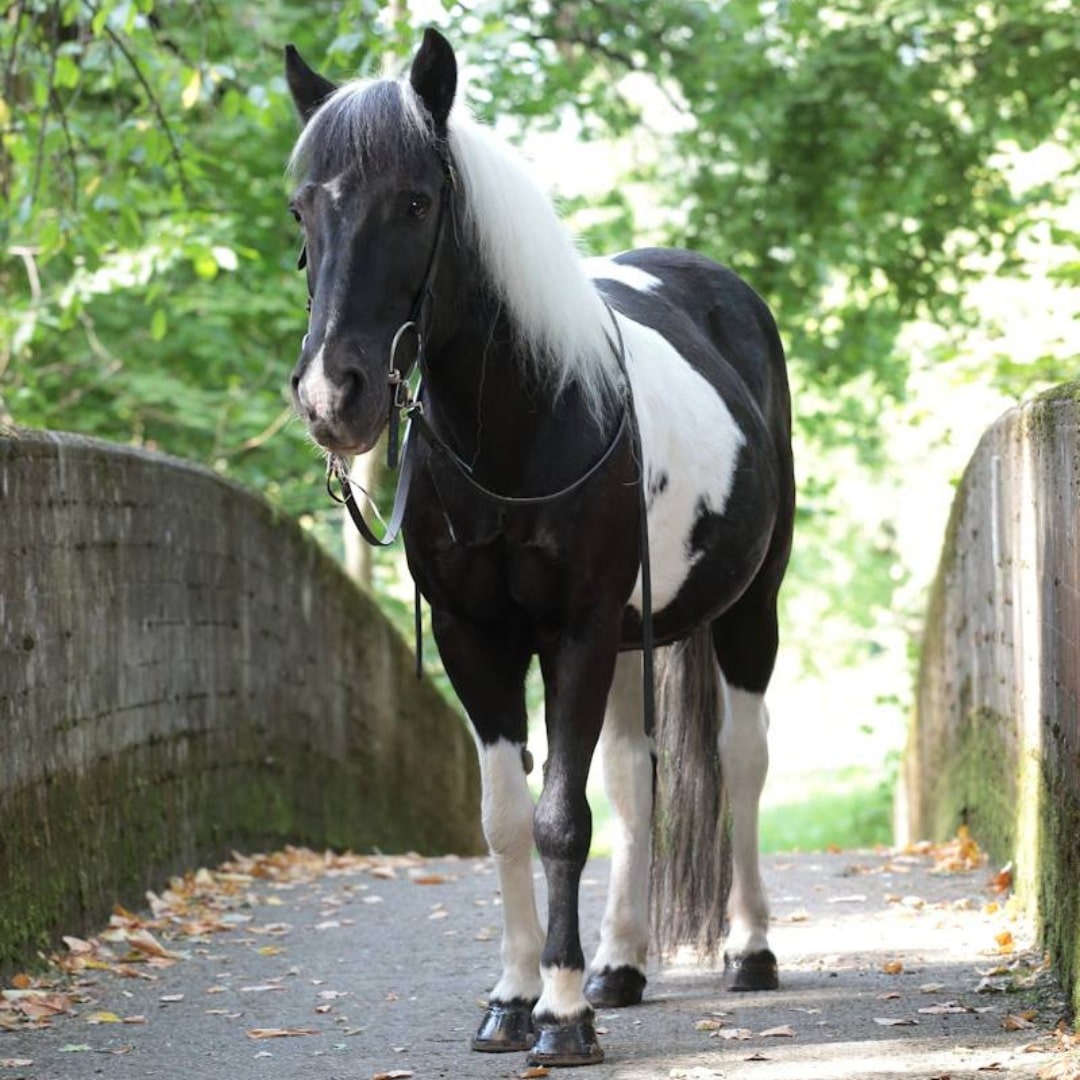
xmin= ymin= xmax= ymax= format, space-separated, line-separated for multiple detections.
xmin=283 ymin=27 xmax=795 ymax=1068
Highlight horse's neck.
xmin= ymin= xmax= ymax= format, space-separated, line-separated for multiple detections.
xmin=423 ymin=304 xmax=597 ymax=489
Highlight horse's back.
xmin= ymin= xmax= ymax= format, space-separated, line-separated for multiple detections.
xmin=589 ymin=248 xmax=788 ymax=419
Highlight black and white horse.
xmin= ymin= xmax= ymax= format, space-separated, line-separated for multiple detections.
xmin=284 ymin=28 xmax=794 ymax=1067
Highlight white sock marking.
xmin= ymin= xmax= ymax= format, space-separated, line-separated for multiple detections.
xmin=536 ymin=965 xmax=589 ymax=1021
xmin=592 ymin=653 xmax=651 ymax=974
xmin=476 ymin=738 xmax=544 ymax=1002
xmin=720 ymin=686 xmax=771 ymax=956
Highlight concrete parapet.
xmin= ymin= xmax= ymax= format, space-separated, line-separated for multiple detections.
xmin=905 ymin=384 xmax=1080 ymax=1014
xmin=0 ymin=428 xmax=483 ymax=971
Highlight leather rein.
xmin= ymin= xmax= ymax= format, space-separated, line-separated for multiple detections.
xmin=313 ymin=153 xmax=656 ymax=732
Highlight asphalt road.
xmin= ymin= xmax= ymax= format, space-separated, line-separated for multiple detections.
xmin=0 ymin=846 xmax=1073 ymax=1079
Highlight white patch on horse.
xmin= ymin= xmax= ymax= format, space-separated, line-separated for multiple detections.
xmin=299 ymin=342 xmax=335 ymax=419
xmin=592 ymin=653 xmax=652 ymax=975
xmin=297 ymin=304 xmax=340 ymax=422
xmin=536 ymin=965 xmax=589 ymax=1021
xmin=475 ymin=738 xmax=544 ymax=1003
xmin=615 ymin=313 xmax=747 ymax=613
xmin=720 ymin=686 xmax=771 ymax=957
xmin=321 ymin=172 xmax=346 ymax=203
xmin=585 ymin=256 xmax=662 ymax=294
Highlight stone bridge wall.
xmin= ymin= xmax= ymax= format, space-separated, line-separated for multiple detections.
xmin=904 ymin=384 xmax=1080 ymax=1014
xmin=0 ymin=428 xmax=483 ymax=972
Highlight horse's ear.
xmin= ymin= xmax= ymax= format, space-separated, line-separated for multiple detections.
xmin=285 ymin=44 xmax=337 ymax=124
xmin=409 ymin=28 xmax=457 ymax=132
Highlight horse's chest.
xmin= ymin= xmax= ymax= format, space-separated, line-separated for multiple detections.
xmin=420 ymin=521 xmax=573 ymax=627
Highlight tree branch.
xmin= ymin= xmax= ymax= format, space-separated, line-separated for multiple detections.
xmin=88 ymin=2 xmax=193 ymax=202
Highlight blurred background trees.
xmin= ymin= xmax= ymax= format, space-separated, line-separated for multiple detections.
xmin=2 ymin=0 xmax=1076 ymax=845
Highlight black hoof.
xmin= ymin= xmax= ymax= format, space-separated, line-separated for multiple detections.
xmin=584 ymin=965 xmax=646 ymax=1008
xmin=527 ymin=1013 xmax=604 ymax=1067
xmin=724 ymin=948 xmax=779 ymax=992
xmin=472 ymin=999 xmax=536 ymax=1052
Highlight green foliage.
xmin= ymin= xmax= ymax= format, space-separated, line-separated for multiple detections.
xmin=1 ymin=0 xmax=391 ymax=516
xmin=2 ymin=0 xmax=1076 ymax=751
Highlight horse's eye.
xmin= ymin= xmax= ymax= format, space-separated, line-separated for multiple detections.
xmin=289 ymin=203 xmax=302 ymax=225
xmin=407 ymin=192 xmax=431 ymax=220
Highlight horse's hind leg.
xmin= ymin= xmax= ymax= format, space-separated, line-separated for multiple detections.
xmin=584 ymin=651 xmax=651 ymax=1008
xmin=431 ymin=610 xmax=543 ymax=1052
xmin=713 ymin=598 xmax=780 ymax=991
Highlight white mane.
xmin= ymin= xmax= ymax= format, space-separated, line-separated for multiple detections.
xmin=443 ymin=104 xmax=622 ymax=418
xmin=289 ymin=76 xmax=622 ymax=419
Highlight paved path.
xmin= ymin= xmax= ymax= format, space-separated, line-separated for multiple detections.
xmin=1 ymin=847 xmax=1074 ymax=1079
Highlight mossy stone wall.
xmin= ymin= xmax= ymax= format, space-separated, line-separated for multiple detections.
xmin=0 ymin=428 xmax=483 ymax=972
xmin=905 ymin=384 xmax=1080 ymax=1015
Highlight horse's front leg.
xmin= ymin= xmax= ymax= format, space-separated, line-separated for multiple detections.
xmin=529 ymin=617 xmax=621 ymax=1067
xmin=431 ymin=609 xmax=543 ymax=1052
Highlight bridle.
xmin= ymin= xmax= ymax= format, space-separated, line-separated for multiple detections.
xmin=307 ymin=142 xmax=656 ymax=733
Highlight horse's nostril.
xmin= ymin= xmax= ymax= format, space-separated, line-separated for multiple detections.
xmin=339 ymin=367 xmax=366 ymax=408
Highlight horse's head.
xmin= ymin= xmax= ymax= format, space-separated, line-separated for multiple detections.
xmin=285 ymin=29 xmax=459 ymax=456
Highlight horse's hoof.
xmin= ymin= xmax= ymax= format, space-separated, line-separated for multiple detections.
xmin=471 ymin=999 xmax=535 ymax=1052
xmin=584 ymin=965 xmax=646 ymax=1008
xmin=724 ymin=948 xmax=779 ymax=991
xmin=527 ymin=1013 xmax=604 ymax=1066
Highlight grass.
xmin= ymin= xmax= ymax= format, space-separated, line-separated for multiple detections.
xmin=588 ymin=764 xmax=895 ymax=857
xmin=760 ymin=765 xmax=895 ymax=853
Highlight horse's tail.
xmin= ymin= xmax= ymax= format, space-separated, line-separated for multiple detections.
xmin=650 ymin=624 xmax=731 ymax=961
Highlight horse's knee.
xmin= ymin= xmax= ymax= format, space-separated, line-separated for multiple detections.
xmin=533 ymin=786 xmax=590 ymax=865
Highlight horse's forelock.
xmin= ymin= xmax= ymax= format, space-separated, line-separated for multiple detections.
xmin=287 ymin=78 xmax=436 ymax=182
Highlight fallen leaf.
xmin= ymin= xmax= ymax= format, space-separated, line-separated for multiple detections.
xmin=86 ymin=1011 xmax=123 ymax=1024
xmin=694 ymin=1017 xmax=726 ymax=1031
xmin=412 ymin=874 xmax=449 ymax=885
xmin=976 ymin=1064 xmax=1004 ymax=1072
xmin=371 ymin=1071 xmax=414 ymax=1080
xmin=1003 ymin=1013 xmax=1037 ymax=1031
xmin=883 ymin=959 xmax=904 ymax=975
xmin=995 ymin=931 xmax=1015 ymax=953
xmin=520 ymin=1069 xmax=551 ymax=1079
xmin=717 ymin=1027 xmax=754 ymax=1041
xmin=9 ymin=975 xmax=31 ymax=991
xmin=744 ymin=1052 xmax=770 ymax=1061
xmin=920 ymin=982 xmax=948 ymax=993
xmin=876 ymin=991 xmax=902 ymax=1000
xmin=919 ymin=1002 xmax=974 ymax=1015
xmin=239 ymin=984 xmax=286 ymax=993
xmin=758 ymin=1024 xmax=795 ymax=1038
xmin=125 ymin=929 xmax=178 ymax=959
xmin=58 ymin=1045 xmax=94 ymax=1053
xmin=159 ymin=994 xmax=184 ymax=1003
xmin=246 ymin=1027 xmax=318 ymax=1039
xmin=874 ymin=1017 xmax=919 ymax=1027
xmin=0 ymin=1061 xmax=33 ymax=1069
